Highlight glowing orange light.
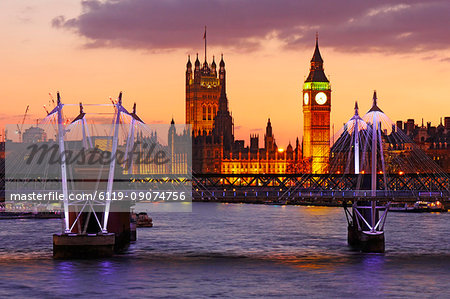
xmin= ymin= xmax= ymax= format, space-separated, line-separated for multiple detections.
xmin=399 ymin=171 xmax=404 ymax=175
xmin=278 ymin=148 xmax=284 ymax=153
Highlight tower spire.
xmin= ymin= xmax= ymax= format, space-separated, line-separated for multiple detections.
xmin=311 ymin=32 xmax=323 ymax=63
xmin=305 ymin=34 xmax=327 ymax=82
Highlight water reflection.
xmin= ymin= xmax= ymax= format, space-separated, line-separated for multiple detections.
xmin=98 ymin=260 xmax=116 ymax=276
xmin=0 ymin=203 xmax=448 ymax=297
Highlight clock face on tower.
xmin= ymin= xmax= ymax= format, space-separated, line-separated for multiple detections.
xmin=304 ymin=93 xmax=309 ymax=105
xmin=315 ymin=92 xmax=327 ymax=105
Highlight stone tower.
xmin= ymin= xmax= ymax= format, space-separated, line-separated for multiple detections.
xmin=302 ymin=35 xmax=331 ymax=173
xmin=185 ymin=52 xmax=223 ymax=135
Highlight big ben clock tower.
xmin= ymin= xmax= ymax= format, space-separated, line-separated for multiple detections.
xmin=302 ymin=35 xmax=331 ymax=174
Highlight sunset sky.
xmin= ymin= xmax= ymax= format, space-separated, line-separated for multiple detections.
xmin=1 ymin=0 xmax=449 ymax=147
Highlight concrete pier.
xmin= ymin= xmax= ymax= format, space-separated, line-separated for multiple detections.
xmin=344 ymin=200 xmax=388 ymax=253
xmin=53 ymin=233 xmax=115 ymax=259
xmin=52 ymin=210 xmax=133 ymax=258
xmin=348 ymin=226 xmax=385 ymax=253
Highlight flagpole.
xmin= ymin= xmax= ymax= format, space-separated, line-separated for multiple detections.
xmin=204 ymin=26 xmax=207 ymax=61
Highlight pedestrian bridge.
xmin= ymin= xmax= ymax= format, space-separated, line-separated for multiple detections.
xmin=189 ymin=173 xmax=450 ymax=201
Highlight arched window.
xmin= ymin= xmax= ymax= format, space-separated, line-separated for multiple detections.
xmin=208 ymin=106 xmax=212 ymax=120
xmin=213 ymin=105 xmax=217 ymax=118
xmin=202 ymin=106 xmax=207 ymax=120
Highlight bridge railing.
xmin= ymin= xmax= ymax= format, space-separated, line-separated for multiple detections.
xmin=190 ymin=173 xmax=450 ymax=200
xmin=191 ymin=188 xmax=449 ymax=200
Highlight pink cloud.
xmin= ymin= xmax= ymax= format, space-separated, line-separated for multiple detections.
xmin=52 ymin=0 xmax=450 ymax=54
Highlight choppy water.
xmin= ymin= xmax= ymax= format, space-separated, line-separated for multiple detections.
xmin=0 ymin=203 xmax=449 ymax=298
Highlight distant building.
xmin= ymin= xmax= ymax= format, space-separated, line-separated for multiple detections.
xmin=393 ymin=117 xmax=450 ymax=172
xmin=92 ymin=136 xmax=112 ymax=152
xmin=22 ymin=127 xmax=47 ymax=143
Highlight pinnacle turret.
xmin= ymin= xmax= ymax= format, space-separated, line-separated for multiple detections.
xmin=186 ymin=55 xmax=192 ymax=68
xmin=219 ymin=54 xmax=225 ymax=68
xmin=195 ymin=53 xmax=200 ymax=68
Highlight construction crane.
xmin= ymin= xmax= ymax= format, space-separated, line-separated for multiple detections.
xmin=16 ymin=105 xmax=29 ymax=142
xmin=48 ymin=92 xmax=56 ymax=108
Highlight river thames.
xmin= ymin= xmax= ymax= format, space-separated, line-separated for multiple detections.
xmin=0 ymin=203 xmax=449 ymax=298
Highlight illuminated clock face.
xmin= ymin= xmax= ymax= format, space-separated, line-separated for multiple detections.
xmin=315 ymin=92 xmax=327 ymax=105
xmin=304 ymin=93 xmax=309 ymax=105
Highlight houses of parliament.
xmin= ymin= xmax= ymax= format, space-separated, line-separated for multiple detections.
xmin=168 ymin=35 xmax=449 ymax=175
xmin=177 ymin=36 xmax=331 ymax=174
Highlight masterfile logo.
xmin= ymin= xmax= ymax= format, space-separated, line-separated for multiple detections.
xmin=5 ymin=123 xmax=192 ymax=213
